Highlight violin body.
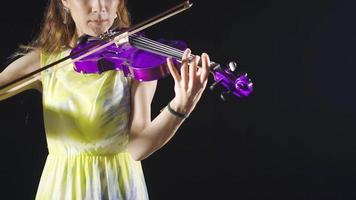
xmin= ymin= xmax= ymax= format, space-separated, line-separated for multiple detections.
xmin=71 ymin=34 xmax=187 ymax=81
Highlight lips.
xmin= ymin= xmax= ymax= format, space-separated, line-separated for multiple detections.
xmin=89 ymin=20 xmax=109 ymax=24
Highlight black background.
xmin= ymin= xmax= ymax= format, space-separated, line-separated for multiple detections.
xmin=1 ymin=0 xmax=356 ymax=199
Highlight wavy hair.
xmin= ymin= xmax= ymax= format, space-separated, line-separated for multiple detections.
xmin=24 ymin=0 xmax=130 ymax=54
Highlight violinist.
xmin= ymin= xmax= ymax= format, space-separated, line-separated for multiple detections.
xmin=0 ymin=0 xmax=210 ymax=199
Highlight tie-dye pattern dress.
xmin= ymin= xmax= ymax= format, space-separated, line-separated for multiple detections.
xmin=35 ymin=50 xmax=149 ymax=200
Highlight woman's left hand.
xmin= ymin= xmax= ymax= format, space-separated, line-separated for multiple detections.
xmin=166 ymin=48 xmax=210 ymax=116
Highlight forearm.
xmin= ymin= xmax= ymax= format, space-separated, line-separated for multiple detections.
xmin=127 ymin=51 xmax=210 ymax=161
xmin=0 ymin=77 xmax=41 ymax=101
xmin=128 ymin=100 xmax=187 ymax=161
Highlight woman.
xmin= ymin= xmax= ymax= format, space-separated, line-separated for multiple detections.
xmin=0 ymin=0 xmax=210 ymax=199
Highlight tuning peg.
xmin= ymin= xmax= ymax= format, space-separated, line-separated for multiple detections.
xmin=209 ymin=79 xmax=223 ymax=91
xmin=220 ymin=90 xmax=232 ymax=101
xmin=210 ymin=62 xmax=222 ymax=71
xmin=228 ymin=61 xmax=238 ymax=72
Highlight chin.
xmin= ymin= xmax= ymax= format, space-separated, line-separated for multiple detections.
xmin=87 ymin=26 xmax=110 ymax=37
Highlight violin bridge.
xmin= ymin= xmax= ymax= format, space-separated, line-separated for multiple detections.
xmin=114 ymin=32 xmax=129 ymax=47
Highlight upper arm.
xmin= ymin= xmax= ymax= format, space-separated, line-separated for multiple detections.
xmin=129 ymin=79 xmax=157 ymax=137
xmin=0 ymin=50 xmax=41 ymax=100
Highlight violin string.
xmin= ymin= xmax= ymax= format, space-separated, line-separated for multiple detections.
xmin=130 ymin=35 xmax=196 ymax=61
xmin=130 ymin=36 xmax=184 ymax=59
xmin=137 ymin=37 xmax=195 ymax=61
xmin=132 ymin=35 xmax=184 ymax=56
xmin=130 ymin=37 xmax=221 ymax=72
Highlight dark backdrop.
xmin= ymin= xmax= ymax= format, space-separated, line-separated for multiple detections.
xmin=0 ymin=0 xmax=356 ymax=199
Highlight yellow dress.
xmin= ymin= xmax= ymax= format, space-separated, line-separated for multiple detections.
xmin=35 ymin=50 xmax=149 ymax=200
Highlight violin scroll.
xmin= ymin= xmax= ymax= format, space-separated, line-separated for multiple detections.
xmin=209 ymin=61 xmax=253 ymax=101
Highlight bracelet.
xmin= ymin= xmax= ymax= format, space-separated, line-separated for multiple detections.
xmin=162 ymin=102 xmax=188 ymax=119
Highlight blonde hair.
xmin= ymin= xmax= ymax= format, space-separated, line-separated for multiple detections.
xmin=24 ymin=0 xmax=130 ymax=54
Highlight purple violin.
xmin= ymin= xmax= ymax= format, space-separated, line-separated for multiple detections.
xmin=71 ymin=32 xmax=253 ymax=100
xmin=0 ymin=1 xmax=253 ymax=100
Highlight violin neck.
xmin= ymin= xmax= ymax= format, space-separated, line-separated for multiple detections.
xmin=128 ymin=35 xmax=220 ymax=70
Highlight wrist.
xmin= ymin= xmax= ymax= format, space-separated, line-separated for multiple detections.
xmin=163 ymin=98 xmax=191 ymax=119
xmin=167 ymin=102 xmax=188 ymax=119
xmin=170 ymin=98 xmax=190 ymax=114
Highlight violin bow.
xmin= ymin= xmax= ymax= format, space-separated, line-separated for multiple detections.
xmin=0 ymin=1 xmax=193 ymax=95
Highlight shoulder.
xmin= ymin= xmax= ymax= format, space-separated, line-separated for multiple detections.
xmin=11 ymin=50 xmax=40 ymax=71
xmin=39 ymin=49 xmax=67 ymax=66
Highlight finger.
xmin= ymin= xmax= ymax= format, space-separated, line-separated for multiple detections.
xmin=194 ymin=55 xmax=201 ymax=74
xmin=166 ymin=57 xmax=180 ymax=82
xmin=200 ymin=53 xmax=210 ymax=83
xmin=196 ymin=55 xmax=203 ymax=76
xmin=188 ymin=56 xmax=198 ymax=88
xmin=189 ymin=56 xmax=200 ymax=74
xmin=181 ymin=48 xmax=191 ymax=89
